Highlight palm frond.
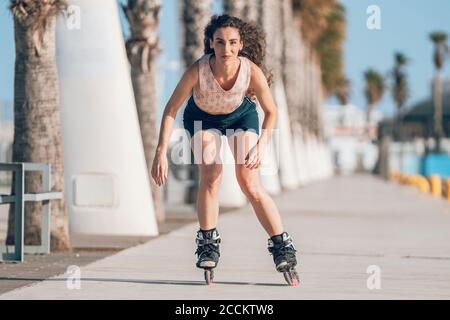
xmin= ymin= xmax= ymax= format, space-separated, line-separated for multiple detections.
xmin=10 ymin=0 xmax=67 ymax=23
xmin=10 ymin=0 xmax=67 ymax=56
xmin=316 ymin=1 xmax=347 ymax=96
xmin=430 ymin=31 xmax=447 ymax=44
xmin=394 ymin=52 xmax=408 ymax=66
xmin=123 ymin=0 xmax=161 ymax=72
xmin=391 ymin=52 xmax=409 ymax=109
xmin=364 ymin=69 xmax=385 ymax=105
xmin=293 ymin=0 xmax=336 ymax=47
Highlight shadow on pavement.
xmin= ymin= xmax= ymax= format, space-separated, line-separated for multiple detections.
xmin=0 ymin=277 xmax=287 ymax=287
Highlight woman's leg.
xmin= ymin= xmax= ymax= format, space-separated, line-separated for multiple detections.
xmin=191 ymin=130 xmax=223 ymax=230
xmin=227 ymin=131 xmax=284 ymax=237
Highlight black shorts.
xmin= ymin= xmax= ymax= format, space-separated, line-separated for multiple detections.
xmin=182 ymin=95 xmax=260 ymax=138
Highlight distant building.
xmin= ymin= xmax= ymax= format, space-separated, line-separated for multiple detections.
xmin=0 ymin=123 xmax=13 ymax=185
xmin=379 ymin=78 xmax=450 ymax=141
xmin=401 ymin=78 xmax=450 ymax=139
xmin=0 ymin=101 xmax=14 ymax=184
xmin=0 ymin=101 xmax=13 ymax=123
xmin=324 ymin=104 xmax=383 ymax=175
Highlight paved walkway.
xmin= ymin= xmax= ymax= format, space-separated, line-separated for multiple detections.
xmin=1 ymin=175 xmax=450 ymax=299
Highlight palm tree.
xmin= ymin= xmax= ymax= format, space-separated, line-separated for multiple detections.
xmin=364 ymin=69 xmax=385 ymax=136
xmin=123 ymin=0 xmax=165 ymax=223
xmin=311 ymin=53 xmax=324 ymax=137
xmin=429 ymin=31 xmax=449 ymax=153
xmin=281 ymin=0 xmax=305 ymax=131
xmin=291 ymin=7 xmax=309 ymax=135
xmin=181 ymin=0 xmax=212 ymax=203
xmin=316 ymin=2 xmax=346 ymax=98
xmin=292 ymin=0 xmax=337 ymax=138
xmin=390 ymin=53 xmax=409 ymax=173
xmin=7 ymin=0 xmax=70 ymax=251
xmin=390 ymin=52 xmax=409 ymax=141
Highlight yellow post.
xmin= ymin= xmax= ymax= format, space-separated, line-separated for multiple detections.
xmin=413 ymin=175 xmax=430 ymax=193
xmin=400 ymin=174 xmax=409 ymax=185
xmin=389 ymin=172 xmax=399 ymax=182
xmin=444 ymin=179 xmax=450 ymax=201
xmin=429 ymin=175 xmax=442 ymax=198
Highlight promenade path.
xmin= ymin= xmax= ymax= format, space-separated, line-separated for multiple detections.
xmin=1 ymin=175 xmax=450 ymax=299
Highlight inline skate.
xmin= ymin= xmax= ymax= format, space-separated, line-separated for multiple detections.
xmin=267 ymin=231 xmax=300 ymax=286
xmin=195 ymin=228 xmax=221 ymax=285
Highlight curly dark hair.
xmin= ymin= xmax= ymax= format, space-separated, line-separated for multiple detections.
xmin=203 ymin=14 xmax=273 ymax=91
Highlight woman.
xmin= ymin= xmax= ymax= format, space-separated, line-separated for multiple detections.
xmin=151 ymin=14 xmax=299 ymax=286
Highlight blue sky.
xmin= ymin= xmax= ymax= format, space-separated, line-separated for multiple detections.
xmin=339 ymin=0 xmax=450 ymax=116
xmin=1 ymin=0 xmax=450 ymax=121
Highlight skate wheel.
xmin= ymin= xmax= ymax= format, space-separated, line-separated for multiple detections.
xmin=204 ymin=269 xmax=214 ymax=285
xmin=283 ymin=270 xmax=300 ymax=286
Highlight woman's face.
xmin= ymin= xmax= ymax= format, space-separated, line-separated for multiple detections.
xmin=209 ymin=27 xmax=243 ymax=63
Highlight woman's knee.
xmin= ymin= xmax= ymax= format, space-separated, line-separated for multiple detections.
xmin=199 ymin=165 xmax=223 ymax=192
xmin=238 ymin=178 xmax=264 ymax=202
xmin=192 ymin=130 xmax=223 ymax=165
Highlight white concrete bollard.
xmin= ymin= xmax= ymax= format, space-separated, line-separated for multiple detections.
xmin=56 ymin=0 xmax=158 ymax=238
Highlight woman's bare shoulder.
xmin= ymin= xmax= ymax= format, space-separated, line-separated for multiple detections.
xmin=247 ymin=60 xmax=266 ymax=86
xmin=246 ymin=59 xmax=263 ymax=76
xmin=182 ymin=59 xmax=201 ymax=86
xmin=186 ymin=59 xmax=200 ymax=75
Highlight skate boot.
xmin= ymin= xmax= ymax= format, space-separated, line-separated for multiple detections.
xmin=195 ymin=228 xmax=221 ymax=285
xmin=267 ymin=232 xmax=300 ymax=286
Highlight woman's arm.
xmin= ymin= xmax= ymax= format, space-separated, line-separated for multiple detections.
xmin=155 ymin=61 xmax=199 ymax=155
xmin=242 ymin=62 xmax=278 ymax=170
xmin=152 ymin=61 xmax=198 ymax=186
xmin=249 ymin=62 xmax=278 ymax=150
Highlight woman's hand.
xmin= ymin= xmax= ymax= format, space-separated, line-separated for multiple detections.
xmin=244 ymin=142 xmax=265 ymax=170
xmin=151 ymin=150 xmax=168 ymax=186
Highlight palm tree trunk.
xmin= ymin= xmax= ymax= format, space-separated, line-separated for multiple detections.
xmin=245 ymin=0 xmax=260 ymax=23
xmin=223 ymin=1 xmax=261 ymax=27
xmin=7 ymin=11 xmax=70 ymax=251
xmin=432 ymin=74 xmax=444 ymax=153
xmin=281 ymin=0 xmax=303 ymax=134
xmin=397 ymin=106 xmax=404 ymax=173
xmin=297 ymin=23 xmax=308 ymax=134
xmin=395 ymin=104 xmax=404 ymax=142
xmin=181 ymin=0 xmax=211 ymax=67
xmin=313 ymin=54 xmax=324 ymax=139
xmin=301 ymin=44 xmax=309 ymax=136
xmin=367 ymin=103 xmax=374 ymax=133
xmin=123 ymin=0 xmax=165 ymax=223
xmin=181 ymin=0 xmax=212 ymax=204
xmin=305 ymin=45 xmax=315 ymax=136
xmin=223 ymin=0 xmax=247 ymax=18
xmin=261 ymin=0 xmax=300 ymax=189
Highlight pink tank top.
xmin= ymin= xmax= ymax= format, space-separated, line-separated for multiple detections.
xmin=193 ymin=53 xmax=251 ymax=114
